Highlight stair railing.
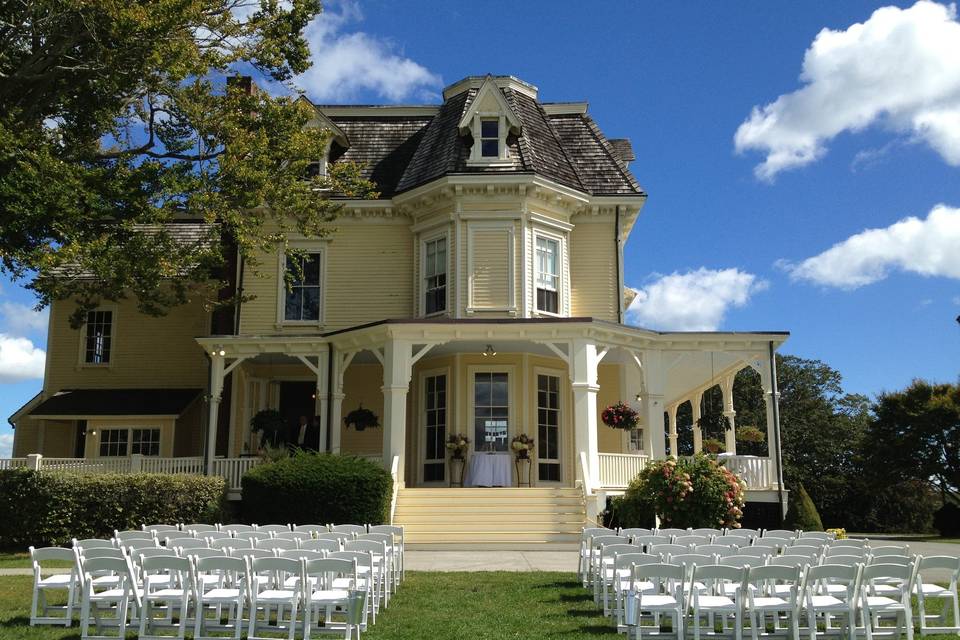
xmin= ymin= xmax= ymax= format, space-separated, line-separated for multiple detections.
xmin=389 ymin=455 xmax=400 ymax=524
xmin=578 ymin=451 xmax=601 ymax=526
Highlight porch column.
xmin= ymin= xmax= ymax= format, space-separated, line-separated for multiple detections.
xmin=667 ymin=403 xmax=679 ymax=456
xmin=691 ymin=391 xmax=703 ymax=453
xmin=382 ymin=338 xmax=412 ymax=486
xmin=720 ymin=375 xmax=737 ymax=455
xmin=329 ymin=392 xmax=345 ymax=454
xmin=571 ymin=339 xmax=601 ymax=491
xmin=205 ymin=353 xmax=225 ymax=473
xmin=641 ymin=350 xmax=667 ymax=459
xmin=758 ymin=366 xmax=781 ymax=484
xmin=314 ymin=350 xmax=330 ymax=453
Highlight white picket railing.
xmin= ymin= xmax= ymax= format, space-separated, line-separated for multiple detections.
xmin=0 ymin=458 xmax=27 ymax=470
xmin=721 ymin=455 xmax=774 ymax=490
xmin=42 ymin=457 xmax=132 ymax=474
xmin=141 ymin=456 xmax=205 ymax=475
xmin=389 ymin=455 xmax=400 ymax=525
xmin=211 ymin=457 xmax=262 ymax=492
xmin=597 ymin=453 xmax=650 ymax=489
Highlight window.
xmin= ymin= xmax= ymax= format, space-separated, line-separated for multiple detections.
xmin=423 ymin=374 xmax=447 ymax=482
xmin=283 ymin=252 xmax=322 ymax=322
xmin=480 ymin=119 xmax=499 ymax=157
xmin=537 ymin=374 xmax=561 ymax=482
xmin=84 ymin=310 xmax=113 ymax=364
xmin=423 ymin=237 xmax=447 ymax=315
xmin=629 ymin=427 xmax=645 ymax=452
xmin=131 ymin=428 xmax=161 ymax=456
xmin=99 ymin=429 xmax=128 ymax=457
xmin=535 ymin=236 xmax=560 ymax=314
xmin=474 ymin=372 xmax=509 ymax=452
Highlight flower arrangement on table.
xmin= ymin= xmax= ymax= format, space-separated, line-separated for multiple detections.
xmin=510 ymin=434 xmax=535 ymax=460
xmin=445 ymin=434 xmax=470 ymax=460
xmin=601 ymin=402 xmax=640 ymax=430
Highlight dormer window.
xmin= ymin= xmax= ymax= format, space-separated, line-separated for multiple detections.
xmin=480 ymin=119 xmax=500 ymax=158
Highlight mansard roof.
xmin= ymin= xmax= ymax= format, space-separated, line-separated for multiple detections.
xmin=305 ymin=75 xmax=645 ymax=199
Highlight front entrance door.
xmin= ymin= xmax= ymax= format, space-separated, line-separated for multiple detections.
xmin=536 ymin=373 xmax=561 ymax=482
xmin=421 ymin=373 xmax=447 ymax=484
xmin=278 ymin=381 xmax=316 ymax=447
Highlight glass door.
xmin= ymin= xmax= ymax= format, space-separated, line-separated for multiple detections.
xmin=422 ymin=374 xmax=447 ymax=483
xmin=537 ymin=374 xmax=561 ymax=482
xmin=474 ymin=372 xmax=509 ymax=452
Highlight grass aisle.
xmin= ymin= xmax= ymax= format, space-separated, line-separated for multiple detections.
xmin=0 ymin=572 xmax=614 ymax=639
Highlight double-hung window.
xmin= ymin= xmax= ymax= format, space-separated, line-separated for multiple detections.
xmin=480 ymin=119 xmax=499 ymax=158
xmin=535 ymin=236 xmax=560 ymax=314
xmin=99 ymin=429 xmax=128 ymax=457
xmin=84 ymin=310 xmax=113 ymax=364
xmin=131 ymin=428 xmax=161 ymax=456
xmin=423 ymin=237 xmax=447 ymax=315
xmin=283 ymin=252 xmax=322 ymax=322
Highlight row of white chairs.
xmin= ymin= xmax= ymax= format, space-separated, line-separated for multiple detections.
xmin=612 ymin=527 xmax=837 ymax=541
xmin=141 ymin=523 xmax=379 ymax=536
xmin=32 ymin=546 xmax=386 ymax=639
xmin=620 ymin=557 xmax=960 ymax=640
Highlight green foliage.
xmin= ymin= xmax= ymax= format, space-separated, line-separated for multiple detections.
xmin=251 ymin=409 xmax=287 ymax=448
xmin=785 ymin=483 xmax=823 ymax=531
xmin=617 ymin=455 xmax=746 ymax=529
xmin=934 ymin=503 xmax=960 ymax=536
xmin=0 ymin=0 xmax=376 ymax=322
xmin=0 ymin=470 xmax=225 ymax=548
xmin=241 ymin=452 xmax=392 ymax=525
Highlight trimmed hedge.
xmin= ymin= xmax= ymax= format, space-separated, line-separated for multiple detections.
xmin=785 ymin=482 xmax=824 ymax=531
xmin=0 ymin=470 xmax=226 ymax=548
xmin=241 ymin=452 xmax=392 ymax=525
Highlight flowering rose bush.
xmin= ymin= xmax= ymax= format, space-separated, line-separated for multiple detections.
xmin=601 ymin=402 xmax=640 ymax=430
xmin=617 ymin=454 xmax=746 ymax=529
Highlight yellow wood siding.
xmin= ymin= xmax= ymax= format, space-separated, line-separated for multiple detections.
xmin=570 ymin=222 xmax=618 ymax=320
xmin=340 ymin=364 xmax=384 ymax=455
xmin=597 ymin=363 xmax=624 ymax=453
xmin=43 ymin=297 xmax=209 ymax=393
xmin=468 ymin=225 xmax=513 ymax=310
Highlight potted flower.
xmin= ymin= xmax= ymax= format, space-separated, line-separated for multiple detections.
xmin=445 ymin=434 xmax=470 ymax=460
xmin=511 ymin=434 xmax=535 ymax=460
xmin=344 ymin=405 xmax=379 ymax=431
xmin=601 ymin=402 xmax=640 ymax=430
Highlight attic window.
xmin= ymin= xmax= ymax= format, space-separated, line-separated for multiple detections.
xmin=480 ymin=119 xmax=499 ymax=157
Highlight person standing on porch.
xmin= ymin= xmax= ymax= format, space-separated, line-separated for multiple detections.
xmin=293 ymin=415 xmax=309 ymax=450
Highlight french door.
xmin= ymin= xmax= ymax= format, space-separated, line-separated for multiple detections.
xmin=474 ymin=372 xmax=509 ymax=452
xmin=537 ymin=373 xmax=561 ymax=482
xmin=422 ymin=373 xmax=447 ymax=483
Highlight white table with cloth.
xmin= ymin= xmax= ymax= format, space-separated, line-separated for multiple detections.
xmin=464 ymin=453 xmax=513 ymax=487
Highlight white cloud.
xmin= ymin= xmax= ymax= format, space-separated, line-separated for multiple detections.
xmin=0 ymin=302 xmax=48 ymax=334
xmin=781 ymin=204 xmax=960 ymax=288
xmin=0 ymin=334 xmax=45 ymax=383
xmin=734 ymin=1 xmax=960 ymax=180
xmin=0 ymin=433 xmax=12 ymax=459
xmin=626 ymin=268 xmax=768 ymax=331
xmin=296 ymin=1 xmax=441 ymax=103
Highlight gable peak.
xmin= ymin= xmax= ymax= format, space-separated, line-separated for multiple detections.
xmin=443 ymin=74 xmax=538 ymax=101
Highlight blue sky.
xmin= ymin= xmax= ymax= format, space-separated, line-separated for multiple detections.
xmin=2 ymin=0 xmax=960 ymax=455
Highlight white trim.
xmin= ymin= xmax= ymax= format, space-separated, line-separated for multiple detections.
xmin=417 ymin=366 xmax=451 ymax=486
xmin=275 ymin=242 xmax=327 ymax=328
xmin=528 ymin=212 xmax=574 ymax=232
xmin=420 ymin=230 xmax=450 ymax=317
xmin=77 ymin=303 xmax=118 ymax=369
xmin=466 ymin=220 xmax=516 ymax=313
xmin=532 ymin=229 xmax=564 ymax=316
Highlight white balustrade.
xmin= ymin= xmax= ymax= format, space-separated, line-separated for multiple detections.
xmin=597 ymin=453 xmax=649 ymax=489
xmin=141 ymin=456 xmax=205 ymax=475
xmin=41 ymin=457 xmax=132 ymax=474
xmin=720 ymin=455 xmax=773 ymax=490
xmin=0 ymin=458 xmax=27 ymax=470
xmin=211 ymin=457 xmax=262 ymax=491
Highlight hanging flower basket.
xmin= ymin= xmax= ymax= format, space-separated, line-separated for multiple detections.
xmin=702 ymin=438 xmax=725 ymax=454
xmin=344 ymin=406 xmax=380 ymax=431
xmin=445 ymin=434 xmax=470 ymax=459
xmin=601 ymin=402 xmax=640 ymax=430
xmin=510 ymin=434 xmax=535 ymax=460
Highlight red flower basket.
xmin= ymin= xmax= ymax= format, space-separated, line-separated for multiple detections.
xmin=601 ymin=402 xmax=640 ymax=430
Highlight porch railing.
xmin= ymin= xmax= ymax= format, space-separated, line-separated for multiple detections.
xmin=142 ymin=456 xmax=204 ymax=475
xmin=211 ymin=457 xmax=262 ymax=492
xmin=43 ymin=457 xmax=132 ymax=474
xmin=0 ymin=458 xmax=27 ymax=470
xmin=596 ymin=453 xmax=776 ymax=491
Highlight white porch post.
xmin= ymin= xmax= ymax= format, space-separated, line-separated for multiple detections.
xmin=692 ymin=391 xmax=703 ymax=453
xmin=720 ymin=375 xmax=737 ymax=454
xmin=758 ymin=367 xmax=780 ymax=483
xmin=641 ymin=350 xmax=667 ymax=459
xmin=205 ymin=353 xmax=225 ymax=474
xmin=571 ymin=339 xmax=601 ymax=492
xmin=667 ymin=403 xmax=679 ymax=457
xmin=313 ymin=350 xmax=331 ymax=452
xmin=382 ymin=338 xmax=412 ymax=486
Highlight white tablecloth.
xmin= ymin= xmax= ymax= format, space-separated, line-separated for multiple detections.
xmin=465 ymin=453 xmax=512 ymax=487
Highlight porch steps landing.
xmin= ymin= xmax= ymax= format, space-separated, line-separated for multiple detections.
xmin=394 ymin=487 xmax=585 ymax=550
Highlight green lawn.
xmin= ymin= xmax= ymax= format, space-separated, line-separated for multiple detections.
xmin=0 ymin=571 xmax=955 ymax=640
xmin=0 ymin=553 xmax=72 ymax=570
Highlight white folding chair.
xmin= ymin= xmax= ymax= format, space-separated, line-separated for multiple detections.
xmin=77 ymin=547 xmax=127 ymax=590
xmin=212 ymin=537 xmax=251 ymax=552
xmin=650 ymin=543 xmax=693 ymax=560
xmin=799 ymin=531 xmax=834 ymax=542
xmin=596 ymin=543 xmax=642 ymax=614
xmin=302 ymin=539 xmax=342 ymax=554
xmin=621 ymin=528 xmax=656 ymax=540
xmin=690 ymin=564 xmax=745 ymax=640
xmin=256 ymin=538 xmax=301 ymax=552
xmin=368 ymin=524 xmax=406 ymax=583
xmin=192 ymin=555 xmax=247 ymax=640
xmin=122 ymin=538 xmax=160 ymax=555
xmin=870 ymin=546 xmax=910 ymax=558
xmin=78 ymin=556 xmax=141 ymax=640
xmin=587 ymin=535 xmax=626 ymax=587
xmin=829 ymin=539 xmax=867 ymax=550
xmin=303 ymin=557 xmax=362 ymax=640
xmin=205 ymin=531 xmax=236 ymax=543
xmin=221 ymin=524 xmax=258 ymax=535
xmin=914 ymin=555 xmax=960 ymax=635
xmin=143 ymin=524 xmax=180 ymax=535
xmin=329 ymin=550 xmax=378 ymax=628
xmin=764 ymin=529 xmax=799 ymax=540
xmin=613 ymin=553 xmax=658 ymax=629
xmin=628 ymin=562 xmax=686 ymax=640
xmin=236 ymin=531 xmax=273 ymax=544
xmin=728 ymin=528 xmax=761 ymax=539
xmin=330 ymin=524 xmax=367 ymax=536
xmin=697 ymin=545 xmax=735 ymax=556
xmin=676 ymin=535 xmax=714 ymax=547
xmin=115 ymin=529 xmax=155 ymax=543
xmin=802 ymin=563 xmax=862 ymax=640
xmin=181 ymin=523 xmax=219 ymax=536
xmin=275 ymin=531 xmax=314 ymax=543
xmin=165 ymin=537 xmax=207 ymax=551
xmin=716 ymin=535 xmax=751 ymax=548
xmin=293 ymin=524 xmax=329 ymax=536
xmin=258 ymin=524 xmax=292 ymax=535
xmin=657 ymin=528 xmax=690 ymax=538
xmin=345 ymin=539 xmax=391 ymax=607
xmin=633 ymin=535 xmax=662 ymax=553
xmin=745 ymin=564 xmax=803 ymax=640
xmin=692 ymin=528 xmax=724 ymax=538
xmin=860 ymin=562 xmax=914 ymax=640
xmin=362 ymin=531 xmax=401 ymax=591
xmin=671 ymin=554 xmax=717 ymax=595
xmin=73 ymin=538 xmax=114 ymax=551
xmin=280 ymin=549 xmax=327 ymax=562
xmin=29 ymin=546 xmax=80 ymax=626
xmin=138 ymin=555 xmax=193 ymax=640
xmin=247 ymin=557 xmax=302 ymax=640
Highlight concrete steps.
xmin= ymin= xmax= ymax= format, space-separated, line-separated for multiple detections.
xmin=394 ymin=487 xmax=586 ymax=548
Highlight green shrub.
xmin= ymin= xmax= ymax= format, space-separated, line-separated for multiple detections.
xmin=241 ymin=452 xmax=392 ymax=525
xmin=934 ymin=503 xmax=960 ymax=537
xmin=617 ymin=455 xmax=746 ymax=529
xmin=0 ymin=470 xmax=226 ymax=548
xmin=785 ymin=482 xmax=823 ymax=531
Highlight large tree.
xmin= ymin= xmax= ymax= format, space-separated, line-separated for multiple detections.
xmin=0 ymin=0 xmax=375 ymax=324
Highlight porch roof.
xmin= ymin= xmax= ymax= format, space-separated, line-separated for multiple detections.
xmin=28 ymin=388 xmax=202 ymax=420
